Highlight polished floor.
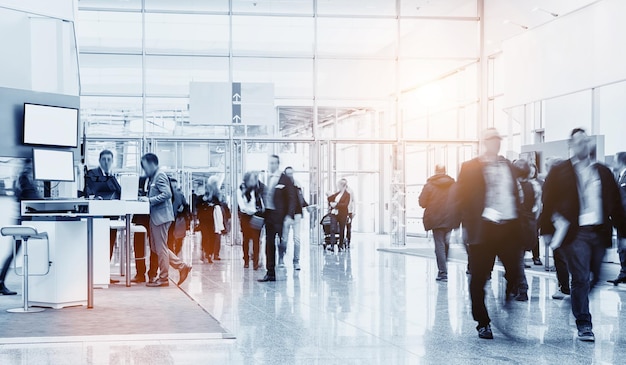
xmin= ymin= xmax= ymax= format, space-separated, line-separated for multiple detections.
xmin=2 ymin=230 xmax=626 ymax=364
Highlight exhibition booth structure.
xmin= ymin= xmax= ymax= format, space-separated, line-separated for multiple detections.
xmin=3 ymin=100 xmax=150 ymax=312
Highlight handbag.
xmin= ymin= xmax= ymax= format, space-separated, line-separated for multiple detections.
xmin=249 ymin=214 xmax=265 ymax=231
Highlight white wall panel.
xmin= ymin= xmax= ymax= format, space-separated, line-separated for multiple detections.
xmin=502 ymin=0 xmax=626 ymax=108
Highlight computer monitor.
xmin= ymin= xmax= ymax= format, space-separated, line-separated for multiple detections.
xmin=33 ymin=149 xmax=75 ymax=182
xmin=24 ymin=103 xmax=79 ymax=148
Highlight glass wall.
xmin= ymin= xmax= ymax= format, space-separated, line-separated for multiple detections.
xmin=77 ymin=0 xmax=482 ymax=239
xmin=77 ymin=0 xmax=480 ymax=143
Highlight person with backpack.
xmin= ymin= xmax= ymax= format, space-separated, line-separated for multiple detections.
xmin=167 ymin=178 xmax=191 ymax=256
xmin=419 ymin=164 xmax=459 ymax=282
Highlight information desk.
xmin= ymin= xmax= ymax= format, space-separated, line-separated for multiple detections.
xmin=21 ymin=199 xmax=150 ymax=309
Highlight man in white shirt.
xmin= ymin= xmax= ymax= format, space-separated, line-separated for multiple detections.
xmin=540 ymin=128 xmax=626 ymax=342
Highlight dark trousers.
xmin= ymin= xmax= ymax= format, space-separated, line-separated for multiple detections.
xmin=433 ymin=228 xmax=451 ymax=275
xmin=167 ymin=224 xmax=184 ymax=256
xmin=553 ymin=247 xmax=570 ymax=292
xmin=517 ymin=249 xmax=529 ymax=293
xmin=265 ymin=209 xmax=283 ymax=276
xmin=618 ymin=239 xmax=626 ymax=279
xmin=0 ymin=240 xmax=21 ymax=284
xmin=214 ymin=234 xmax=221 ymax=259
xmin=531 ymin=236 xmax=541 ymax=260
xmin=241 ymin=215 xmax=261 ymax=265
xmin=330 ymin=214 xmax=347 ymax=247
xmin=468 ymin=220 xmax=521 ymax=327
xmin=110 ymin=229 xmax=117 ymax=259
xmin=134 ymin=231 xmax=147 ymax=277
xmin=200 ymin=228 xmax=219 ymax=260
xmin=563 ymin=228 xmax=605 ymax=329
xmin=346 ymin=213 xmax=353 ymax=243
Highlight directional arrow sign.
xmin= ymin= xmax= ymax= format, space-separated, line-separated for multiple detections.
xmin=232 ymin=93 xmax=241 ymax=103
xmin=233 ymin=115 xmax=241 ymax=123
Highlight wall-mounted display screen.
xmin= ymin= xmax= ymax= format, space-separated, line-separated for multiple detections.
xmin=24 ymin=103 xmax=79 ymax=148
xmin=33 ymin=149 xmax=75 ymax=182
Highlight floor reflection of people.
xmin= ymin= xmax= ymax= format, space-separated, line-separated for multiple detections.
xmin=422 ymin=284 xmax=453 ymax=364
xmin=322 ymin=250 xmax=352 ymax=314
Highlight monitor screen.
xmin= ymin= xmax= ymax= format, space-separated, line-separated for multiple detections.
xmin=24 ymin=103 xmax=79 ymax=148
xmin=33 ymin=149 xmax=75 ymax=182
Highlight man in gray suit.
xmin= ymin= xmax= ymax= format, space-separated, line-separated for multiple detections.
xmin=140 ymin=153 xmax=191 ymax=287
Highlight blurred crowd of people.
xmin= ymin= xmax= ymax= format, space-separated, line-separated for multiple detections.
xmin=419 ymin=127 xmax=626 ymax=342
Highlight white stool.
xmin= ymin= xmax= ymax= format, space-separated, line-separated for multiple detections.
xmin=1 ymin=226 xmax=49 ymax=313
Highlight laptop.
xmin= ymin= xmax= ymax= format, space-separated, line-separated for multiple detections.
xmin=120 ymin=175 xmax=140 ymax=201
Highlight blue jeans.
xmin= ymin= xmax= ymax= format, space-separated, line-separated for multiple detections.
xmin=563 ymin=228 xmax=606 ymax=329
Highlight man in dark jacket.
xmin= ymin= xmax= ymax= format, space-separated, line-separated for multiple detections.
xmin=283 ymin=167 xmax=307 ymax=270
xmin=456 ymin=128 xmax=522 ymax=340
xmin=540 ymin=128 xmax=626 ymax=342
xmin=259 ymin=155 xmax=296 ymax=282
xmin=419 ymin=164 xmax=458 ymax=282
xmin=609 ymin=152 xmax=626 ymax=285
xmin=274 ymin=169 xmax=297 ymax=268
xmin=328 ymin=179 xmax=351 ymax=251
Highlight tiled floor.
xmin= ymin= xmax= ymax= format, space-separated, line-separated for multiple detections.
xmin=2 ymin=232 xmax=626 ymax=364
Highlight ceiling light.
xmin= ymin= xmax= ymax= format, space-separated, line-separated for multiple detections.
xmin=503 ymin=19 xmax=529 ymax=30
xmin=532 ymin=7 xmax=558 ymax=17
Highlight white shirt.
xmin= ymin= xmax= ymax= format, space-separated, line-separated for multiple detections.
xmin=331 ymin=191 xmax=344 ymax=216
xmin=264 ymin=171 xmax=281 ymax=210
xmin=238 ymin=189 xmax=258 ymax=215
xmin=481 ymin=157 xmax=518 ymax=222
xmin=572 ymin=157 xmax=603 ymax=226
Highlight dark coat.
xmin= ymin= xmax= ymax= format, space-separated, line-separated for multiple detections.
xmin=618 ymin=173 xmax=626 ymax=239
xmin=419 ymin=174 xmax=458 ymax=231
xmin=196 ymin=194 xmax=222 ymax=233
xmin=539 ymin=160 xmax=626 ymax=247
xmin=328 ymin=191 xmax=351 ymax=219
xmin=518 ymin=179 xmax=538 ymax=250
xmin=84 ymin=167 xmax=121 ymax=199
xmin=456 ymin=156 xmax=521 ymax=245
xmin=273 ymin=173 xmax=297 ymax=219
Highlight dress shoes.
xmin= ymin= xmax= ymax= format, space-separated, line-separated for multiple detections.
xmin=607 ymin=276 xmax=626 ymax=286
xmin=110 ymin=278 xmax=120 ymax=284
xmin=131 ymin=275 xmax=146 ymax=283
xmin=294 ymin=263 xmax=301 ymax=271
xmin=178 ymin=265 xmax=192 ymax=285
xmin=146 ymin=279 xmax=170 ymax=287
xmin=477 ymin=325 xmax=494 ymax=339
xmin=258 ymin=274 xmax=276 ymax=282
xmin=0 ymin=284 xmax=17 ymax=295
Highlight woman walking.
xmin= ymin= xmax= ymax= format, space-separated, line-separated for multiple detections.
xmin=237 ymin=172 xmax=265 ymax=270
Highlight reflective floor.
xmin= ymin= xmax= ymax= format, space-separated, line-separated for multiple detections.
xmin=2 ymin=232 xmax=626 ymax=364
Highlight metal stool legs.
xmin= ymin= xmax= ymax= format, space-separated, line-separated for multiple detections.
xmin=7 ymin=237 xmax=44 ymax=314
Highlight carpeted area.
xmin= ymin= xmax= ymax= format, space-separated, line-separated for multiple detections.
xmin=0 ymin=275 xmax=232 ymax=343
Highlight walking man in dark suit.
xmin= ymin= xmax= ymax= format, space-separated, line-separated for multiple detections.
xmin=456 ymin=128 xmax=522 ymax=340
xmin=140 ymin=153 xmax=191 ymax=287
xmin=259 ymin=155 xmax=297 ymax=282
xmin=609 ymin=152 xmax=626 ymax=285
xmin=84 ymin=149 xmax=122 ymax=284
xmin=540 ymin=128 xmax=626 ymax=342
